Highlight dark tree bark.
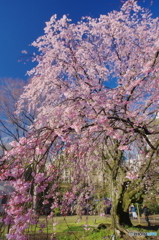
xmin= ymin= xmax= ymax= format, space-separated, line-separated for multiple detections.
xmin=117 ymin=201 xmax=132 ymax=227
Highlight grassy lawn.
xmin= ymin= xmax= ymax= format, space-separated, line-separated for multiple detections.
xmin=1 ymin=215 xmax=159 ymax=239
xmin=28 ymin=215 xmax=112 ymax=237
xmin=38 ymin=215 xmax=111 ymax=232
xmin=28 ymin=215 xmax=114 ymax=240
xmin=0 ymin=215 xmax=113 ymax=240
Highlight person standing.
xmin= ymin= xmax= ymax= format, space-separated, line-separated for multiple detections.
xmin=142 ymin=205 xmax=150 ymax=226
xmin=131 ymin=204 xmax=137 ymax=219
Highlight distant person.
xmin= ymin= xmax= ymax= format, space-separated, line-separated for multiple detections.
xmin=129 ymin=206 xmax=132 ymax=218
xmin=1 ymin=194 xmax=8 ymax=213
xmin=131 ymin=204 xmax=137 ymax=219
xmin=107 ymin=203 xmax=112 ymax=214
xmin=142 ymin=205 xmax=150 ymax=226
xmin=1 ymin=194 xmax=7 ymax=205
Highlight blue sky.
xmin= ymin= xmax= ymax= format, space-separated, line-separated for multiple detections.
xmin=0 ymin=0 xmax=159 ymax=81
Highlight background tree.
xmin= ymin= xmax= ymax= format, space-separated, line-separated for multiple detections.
xmin=0 ymin=78 xmax=34 ymax=155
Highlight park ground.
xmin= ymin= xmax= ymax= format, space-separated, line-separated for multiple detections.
xmin=1 ymin=214 xmax=159 ymax=240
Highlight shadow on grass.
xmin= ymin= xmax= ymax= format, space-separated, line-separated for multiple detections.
xmin=62 ymin=225 xmax=84 ymax=232
xmin=28 ymin=227 xmax=113 ymax=240
xmin=132 ymin=224 xmax=159 ymax=231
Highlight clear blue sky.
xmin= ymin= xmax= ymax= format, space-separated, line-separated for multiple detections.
xmin=0 ymin=0 xmax=159 ymax=81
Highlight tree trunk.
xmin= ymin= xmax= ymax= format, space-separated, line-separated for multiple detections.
xmin=110 ymin=178 xmax=132 ymax=238
xmin=33 ymin=184 xmax=38 ymax=213
xmin=117 ymin=201 xmax=132 ymax=227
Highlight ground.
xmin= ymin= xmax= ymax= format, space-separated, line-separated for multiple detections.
xmin=1 ymin=215 xmax=159 ymax=239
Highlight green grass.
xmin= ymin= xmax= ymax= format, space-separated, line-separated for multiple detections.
xmin=30 ymin=215 xmax=111 ymax=234
xmin=0 ymin=215 xmax=113 ymax=240
xmin=28 ymin=230 xmax=116 ymax=240
xmin=25 ymin=215 xmax=114 ymax=240
xmin=1 ymin=215 xmax=158 ymax=239
xmin=56 ymin=229 xmax=115 ymax=240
